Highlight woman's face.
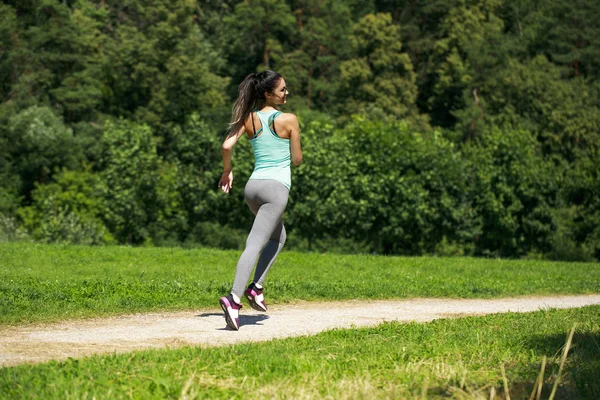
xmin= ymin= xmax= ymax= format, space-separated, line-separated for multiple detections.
xmin=269 ymin=78 xmax=288 ymax=104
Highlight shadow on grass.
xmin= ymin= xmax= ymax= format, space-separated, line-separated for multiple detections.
xmin=529 ymin=332 xmax=599 ymax=399
xmin=498 ymin=332 xmax=600 ymax=400
xmin=424 ymin=332 xmax=600 ymax=399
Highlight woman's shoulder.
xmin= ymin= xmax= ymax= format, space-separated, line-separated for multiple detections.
xmin=276 ymin=112 xmax=299 ymax=125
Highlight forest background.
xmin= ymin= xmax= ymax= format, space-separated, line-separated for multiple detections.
xmin=0 ymin=0 xmax=599 ymax=261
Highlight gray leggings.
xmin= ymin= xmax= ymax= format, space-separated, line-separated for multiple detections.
xmin=231 ymin=179 xmax=289 ymax=297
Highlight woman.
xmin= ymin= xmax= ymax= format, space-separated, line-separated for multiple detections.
xmin=218 ymin=70 xmax=303 ymax=331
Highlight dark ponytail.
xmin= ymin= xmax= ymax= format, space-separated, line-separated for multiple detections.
xmin=229 ymin=70 xmax=282 ymax=133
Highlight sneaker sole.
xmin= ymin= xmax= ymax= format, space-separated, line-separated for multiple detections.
xmin=219 ymin=298 xmax=239 ymax=331
xmin=245 ymin=291 xmax=268 ymax=312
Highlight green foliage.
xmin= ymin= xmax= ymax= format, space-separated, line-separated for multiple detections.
xmin=184 ymin=221 xmax=246 ymax=250
xmin=462 ymin=128 xmax=558 ymax=257
xmin=168 ymin=114 xmax=249 ymax=244
xmin=513 ymin=0 xmax=600 ymax=79
xmin=0 ymin=214 xmax=29 ymax=243
xmin=0 ymin=166 xmax=21 ymax=216
xmin=46 ymin=1 xmax=108 ymax=122
xmin=17 ymin=168 xmax=111 ymax=245
xmin=221 ymin=0 xmax=296 ymax=80
xmin=275 ymin=0 xmax=354 ymax=111
xmin=472 ymin=56 xmax=600 ymax=159
xmin=556 ymin=149 xmax=600 ymax=260
xmin=395 ymin=0 xmax=506 ymax=128
xmin=0 ymin=0 xmax=598 ymax=260
xmin=99 ymin=119 xmax=190 ymax=245
xmin=0 ymin=4 xmax=18 ymax=101
xmin=339 ymin=13 xmax=421 ymax=122
xmin=102 ymin=0 xmax=230 ymax=127
xmin=6 ymin=106 xmax=81 ymax=198
xmin=290 ymin=117 xmax=474 ymax=255
xmin=546 ymin=206 xmax=596 ymax=262
xmin=99 ymin=120 xmax=162 ymax=244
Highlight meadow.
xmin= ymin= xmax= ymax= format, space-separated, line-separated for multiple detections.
xmin=1 ymin=243 xmax=599 ymax=325
xmin=1 ymin=243 xmax=599 ymax=399
xmin=0 ymin=306 xmax=598 ymax=399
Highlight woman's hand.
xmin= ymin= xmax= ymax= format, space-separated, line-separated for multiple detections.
xmin=218 ymin=170 xmax=233 ymax=193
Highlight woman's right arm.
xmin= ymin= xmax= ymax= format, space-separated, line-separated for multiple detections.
xmin=288 ymin=114 xmax=302 ymax=166
xmin=219 ymin=126 xmax=246 ymax=193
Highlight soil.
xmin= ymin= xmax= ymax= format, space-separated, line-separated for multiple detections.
xmin=1 ymin=294 xmax=600 ymax=368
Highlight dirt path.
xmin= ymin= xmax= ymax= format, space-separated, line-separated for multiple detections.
xmin=2 ymin=294 xmax=600 ymax=368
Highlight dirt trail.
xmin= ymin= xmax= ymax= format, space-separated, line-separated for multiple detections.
xmin=2 ymin=294 xmax=600 ymax=368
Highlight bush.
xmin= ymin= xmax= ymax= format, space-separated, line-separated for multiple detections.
xmin=100 ymin=120 xmax=161 ymax=244
xmin=557 ymin=149 xmax=600 ymax=261
xmin=18 ymin=168 xmax=112 ymax=245
xmin=0 ymin=214 xmax=29 ymax=243
xmin=461 ymin=128 xmax=558 ymax=258
xmin=7 ymin=106 xmax=82 ymax=198
xmin=34 ymin=206 xmax=109 ymax=245
xmin=183 ymin=222 xmax=246 ymax=250
xmin=289 ymin=116 xmax=476 ymax=255
xmin=546 ymin=207 xmax=595 ymax=262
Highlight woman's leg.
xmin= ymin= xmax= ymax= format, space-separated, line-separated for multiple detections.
xmin=253 ymin=222 xmax=286 ymax=286
xmin=231 ymin=180 xmax=289 ymax=298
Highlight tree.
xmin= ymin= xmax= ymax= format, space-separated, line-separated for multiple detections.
xmin=18 ymin=168 xmax=112 ymax=245
xmin=7 ymin=106 xmax=81 ymax=201
xmin=99 ymin=120 xmax=160 ymax=244
xmin=221 ymin=0 xmax=296 ymax=85
xmin=426 ymin=0 xmax=505 ymax=130
xmin=556 ymin=148 xmax=600 ymax=261
xmin=339 ymin=13 xmax=421 ymax=122
xmin=277 ymin=0 xmax=354 ymax=111
xmin=0 ymin=4 xmax=18 ymax=103
xmin=462 ymin=127 xmax=558 ymax=257
xmin=510 ymin=0 xmax=600 ymax=79
xmin=98 ymin=0 xmax=231 ymax=128
xmin=469 ymin=56 xmax=600 ymax=160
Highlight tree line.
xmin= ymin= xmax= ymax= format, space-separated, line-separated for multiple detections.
xmin=0 ymin=0 xmax=599 ymax=261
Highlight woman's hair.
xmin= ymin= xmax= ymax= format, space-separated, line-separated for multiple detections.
xmin=229 ymin=70 xmax=282 ymax=133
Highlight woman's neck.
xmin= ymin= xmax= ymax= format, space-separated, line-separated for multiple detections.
xmin=260 ymin=102 xmax=278 ymax=111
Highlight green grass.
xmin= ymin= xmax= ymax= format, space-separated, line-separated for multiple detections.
xmin=1 ymin=242 xmax=599 ymax=325
xmin=1 ymin=306 xmax=598 ymax=399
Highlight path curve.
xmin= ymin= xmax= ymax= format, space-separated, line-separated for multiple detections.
xmin=2 ymin=294 xmax=600 ymax=368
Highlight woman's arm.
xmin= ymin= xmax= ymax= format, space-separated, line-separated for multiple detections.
xmin=288 ymin=114 xmax=302 ymax=166
xmin=219 ymin=126 xmax=246 ymax=193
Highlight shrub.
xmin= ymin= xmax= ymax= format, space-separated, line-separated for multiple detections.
xmin=18 ymin=168 xmax=112 ymax=245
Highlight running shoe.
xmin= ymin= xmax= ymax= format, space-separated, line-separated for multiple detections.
xmin=219 ymin=294 xmax=243 ymax=330
xmin=244 ymin=282 xmax=267 ymax=312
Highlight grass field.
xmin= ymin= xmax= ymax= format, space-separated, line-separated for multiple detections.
xmin=1 ymin=243 xmax=599 ymax=398
xmin=1 ymin=306 xmax=598 ymax=399
xmin=1 ymin=243 xmax=600 ymax=325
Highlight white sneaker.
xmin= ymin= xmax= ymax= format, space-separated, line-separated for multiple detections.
xmin=219 ymin=294 xmax=243 ymax=330
xmin=244 ymin=283 xmax=267 ymax=312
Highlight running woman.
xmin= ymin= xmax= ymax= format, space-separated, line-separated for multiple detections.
xmin=218 ymin=70 xmax=303 ymax=330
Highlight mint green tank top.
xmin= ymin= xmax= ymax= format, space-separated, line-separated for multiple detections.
xmin=250 ymin=110 xmax=292 ymax=190
xmin=248 ymin=109 xmax=291 ymax=189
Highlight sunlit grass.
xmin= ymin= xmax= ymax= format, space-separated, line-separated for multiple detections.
xmin=1 ymin=242 xmax=599 ymax=325
xmin=1 ymin=306 xmax=598 ymax=399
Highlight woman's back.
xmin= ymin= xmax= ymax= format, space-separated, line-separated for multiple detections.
xmin=243 ymin=108 xmax=302 ymax=167
xmin=247 ymin=109 xmax=292 ymax=189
